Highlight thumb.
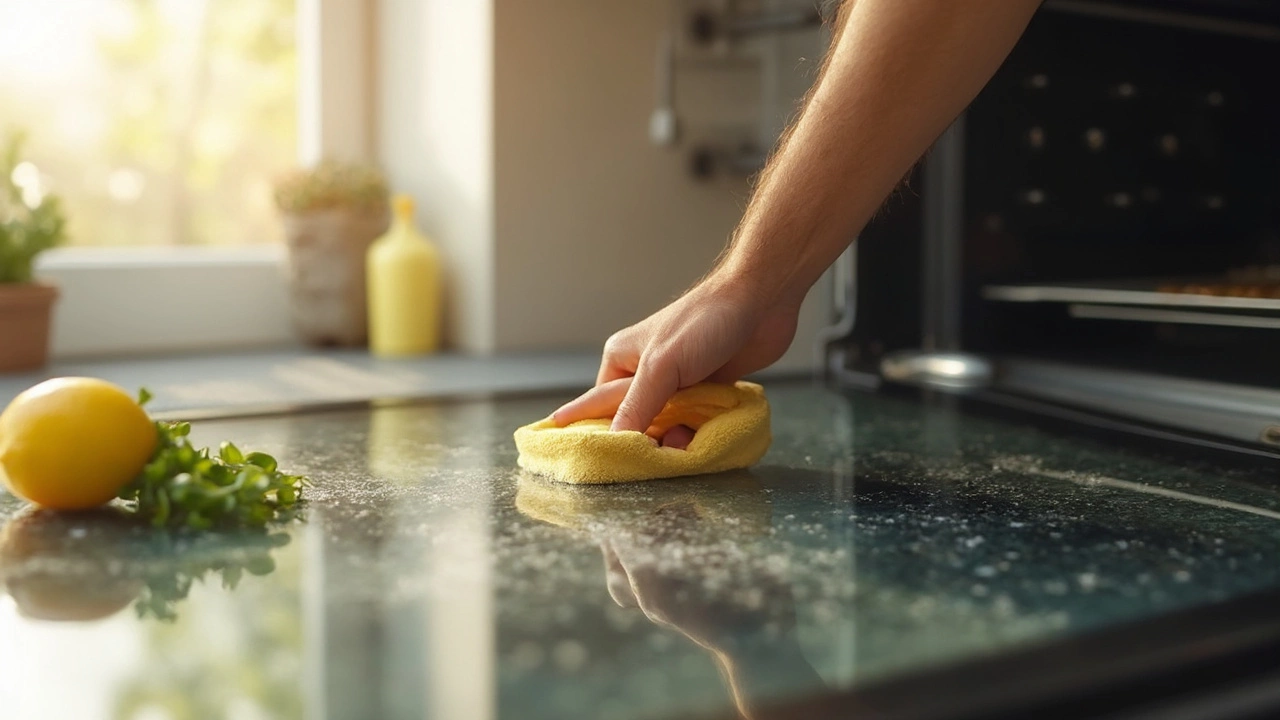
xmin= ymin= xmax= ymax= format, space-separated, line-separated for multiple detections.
xmin=610 ymin=359 xmax=678 ymax=433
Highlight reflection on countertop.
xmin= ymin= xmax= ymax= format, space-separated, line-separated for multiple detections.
xmin=0 ymin=507 xmax=290 ymax=623
xmin=515 ymin=472 xmax=825 ymax=720
xmin=2 ymin=381 xmax=1280 ymax=720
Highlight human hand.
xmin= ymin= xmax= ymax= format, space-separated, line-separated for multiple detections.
xmin=553 ymin=272 xmax=803 ymax=439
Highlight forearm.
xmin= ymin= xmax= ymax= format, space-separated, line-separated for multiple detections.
xmin=718 ymin=0 xmax=1041 ymax=303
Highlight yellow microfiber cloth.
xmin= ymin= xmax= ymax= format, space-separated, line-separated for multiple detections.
xmin=513 ymin=381 xmax=772 ymax=484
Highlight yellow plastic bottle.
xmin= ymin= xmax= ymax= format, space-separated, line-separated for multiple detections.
xmin=367 ymin=194 xmax=441 ymax=357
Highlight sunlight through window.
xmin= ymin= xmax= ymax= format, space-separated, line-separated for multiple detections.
xmin=0 ymin=0 xmax=297 ymax=246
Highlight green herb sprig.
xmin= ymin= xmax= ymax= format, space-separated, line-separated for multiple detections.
xmin=118 ymin=389 xmax=309 ymax=530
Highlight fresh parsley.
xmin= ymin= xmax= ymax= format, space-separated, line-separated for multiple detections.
xmin=118 ymin=389 xmax=308 ymax=529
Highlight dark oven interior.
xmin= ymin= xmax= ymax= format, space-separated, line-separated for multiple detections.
xmin=849 ymin=1 xmax=1280 ymax=381
xmin=851 ymin=0 xmax=1280 ymax=389
xmin=970 ymin=0 xmax=1280 ymax=388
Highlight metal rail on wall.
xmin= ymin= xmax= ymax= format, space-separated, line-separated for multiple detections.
xmin=648 ymin=0 xmax=834 ymax=180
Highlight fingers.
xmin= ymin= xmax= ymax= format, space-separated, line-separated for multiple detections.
xmin=597 ymin=360 xmax=633 ymax=386
xmin=552 ymin=377 xmax=632 ymax=426
xmin=553 ymin=378 xmax=696 ymax=451
xmin=611 ymin=359 xmax=679 ymax=433
xmin=597 ymin=331 xmax=638 ymax=385
xmin=660 ymin=424 xmax=695 ymax=449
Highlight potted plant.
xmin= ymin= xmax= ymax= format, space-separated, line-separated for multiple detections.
xmin=273 ymin=161 xmax=390 ymax=347
xmin=0 ymin=132 xmax=66 ymax=373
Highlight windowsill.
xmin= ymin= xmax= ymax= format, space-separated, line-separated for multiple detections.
xmin=37 ymin=244 xmax=287 ymax=269
xmin=35 ymin=244 xmax=297 ymax=360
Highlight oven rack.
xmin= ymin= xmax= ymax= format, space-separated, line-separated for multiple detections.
xmin=983 ymin=277 xmax=1280 ymax=330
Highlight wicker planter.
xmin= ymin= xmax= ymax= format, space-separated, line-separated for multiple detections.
xmin=282 ymin=208 xmax=389 ymax=346
xmin=0 ymin=283 xmax=58 ymax=373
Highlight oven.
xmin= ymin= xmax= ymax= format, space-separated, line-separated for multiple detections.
xmin=824 ymin=0 xmax=1280 ymax=453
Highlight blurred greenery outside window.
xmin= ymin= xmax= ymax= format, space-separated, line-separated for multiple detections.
xmin=0 ymin=0 xmax=296 ymax=247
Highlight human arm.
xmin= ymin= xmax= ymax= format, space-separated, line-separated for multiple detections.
xmin=557 ymin=0 xmax=1043 ymax=436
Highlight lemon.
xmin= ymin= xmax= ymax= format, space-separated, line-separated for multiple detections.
xmin=0 ymin=378 xmax=157 ymax=510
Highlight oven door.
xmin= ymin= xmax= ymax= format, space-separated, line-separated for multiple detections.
xmin=830 ymin=0 xmax=1280 ymax=453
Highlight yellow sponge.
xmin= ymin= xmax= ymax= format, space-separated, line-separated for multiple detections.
xmin=513 ymin=381 xmax=772 ymax=484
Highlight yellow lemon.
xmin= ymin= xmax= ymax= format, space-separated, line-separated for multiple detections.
xmin=0 ymin=378 xmax=157 ymax=510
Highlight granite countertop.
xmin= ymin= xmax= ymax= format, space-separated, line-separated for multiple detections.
xmin=3 ymin=378 xmax=1280 ymax=719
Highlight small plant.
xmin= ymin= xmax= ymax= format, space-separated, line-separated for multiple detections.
xmin=273 ymin=159 xmax=389 ymax=214
xmin=0 ymin=132 xmax=66 ymax=284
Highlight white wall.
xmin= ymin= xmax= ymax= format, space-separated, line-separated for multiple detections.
xmin=492 ymin=0 xmax=746 ymax=352
xmin=378 ymin=0 xmax=496 ymax=354
xmin=379 ymin=0 xmax=834 ymax=371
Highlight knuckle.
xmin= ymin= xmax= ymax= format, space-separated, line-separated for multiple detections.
xmin=640 ymin=346 xmax=674 ymax=372
xmin=602 ymin=332 xmax=628 ymax=356
xmin=644 ymin=352 xmax=683 ymax=389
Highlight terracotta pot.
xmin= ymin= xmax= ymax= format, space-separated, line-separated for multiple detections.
xmin=0 ymin=283 xmax=58 ymax=373
xmin=281 ymin=207 xmax=389 ymax=346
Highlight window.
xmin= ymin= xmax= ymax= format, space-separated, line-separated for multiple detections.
xmin=4 ymin=0 xmax=374 ymax=359
xmin=0 ymin=0 xmax=297 ymax=247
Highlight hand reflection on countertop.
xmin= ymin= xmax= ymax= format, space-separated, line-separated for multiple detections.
xmin=516 ymin=472 xmax=827 ymax=720
xmin=0 ymin=506 xmax=289 ymax=623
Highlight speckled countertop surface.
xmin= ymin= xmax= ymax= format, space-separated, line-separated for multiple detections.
xmin=2 ymin=379 xmax=1279 ymax=719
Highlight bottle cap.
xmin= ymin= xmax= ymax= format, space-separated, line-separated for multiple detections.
xmin=392 ymin=193 xmax=414 ymax=222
